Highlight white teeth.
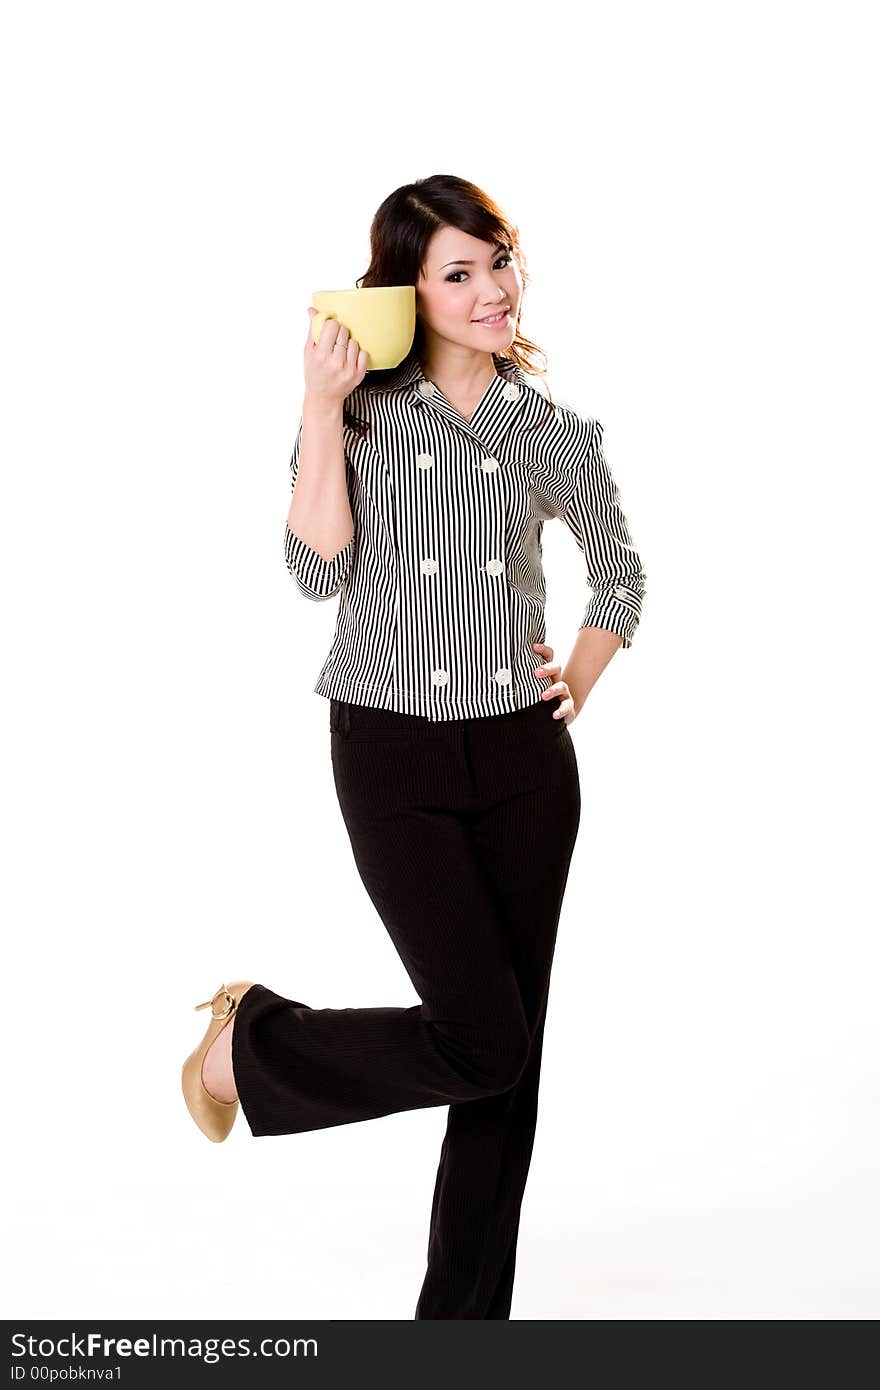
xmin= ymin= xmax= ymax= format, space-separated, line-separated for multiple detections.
xmin=476 ymin=311 xmax=507 ymax=324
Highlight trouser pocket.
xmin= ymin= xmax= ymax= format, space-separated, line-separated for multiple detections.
xmin=331 ymin=699 xmax=431 ymax=740
xmin=329 ymin=698 xmax=350 ymax=736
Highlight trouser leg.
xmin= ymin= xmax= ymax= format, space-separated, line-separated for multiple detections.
xmin=415 ymin=712 xmax=581 ymax=1318
xmin=231 ymin=731 xmax=532 ymax=1136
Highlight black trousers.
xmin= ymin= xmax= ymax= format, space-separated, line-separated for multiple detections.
xmin=231 ymin=693 xmax=582 ymax=1319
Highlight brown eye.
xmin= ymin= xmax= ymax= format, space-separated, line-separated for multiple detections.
xmin=446 ymin=254 xmax=513 ymax=284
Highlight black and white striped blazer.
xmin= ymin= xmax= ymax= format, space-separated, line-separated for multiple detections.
xmin=284 ymin=350 xmax=646 ymax=721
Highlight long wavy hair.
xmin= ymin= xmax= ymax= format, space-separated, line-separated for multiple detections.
xmin=344 ymin=174 xmax=555 ymax=440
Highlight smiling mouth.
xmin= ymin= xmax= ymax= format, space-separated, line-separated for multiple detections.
xmin=472 ymin=308 xmax=511 ymax=324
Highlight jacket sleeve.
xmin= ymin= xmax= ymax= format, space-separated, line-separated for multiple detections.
xmin=283 ymin=417 xmax=355 ymax=601
xmin=559 ymin=416 xmax=647 ymax=647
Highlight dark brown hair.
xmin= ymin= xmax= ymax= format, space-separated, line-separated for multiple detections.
xmin=343 ymin=173 xmax=555 ymax=440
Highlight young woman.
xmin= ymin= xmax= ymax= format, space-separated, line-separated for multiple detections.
xmin=182 ymin=174 xmax=647 ymax=1320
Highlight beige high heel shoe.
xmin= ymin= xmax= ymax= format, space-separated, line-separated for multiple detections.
xmin=181 ymin=981 xmax=254 ymax=1142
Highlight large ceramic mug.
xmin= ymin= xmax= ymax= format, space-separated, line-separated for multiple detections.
xmin=310 ymin=285 xmax=416 ymax=371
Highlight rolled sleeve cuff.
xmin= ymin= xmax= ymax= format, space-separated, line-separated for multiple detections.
xmin=580 ymin=584 xmax=643 ymax=648
xmin=284 ymin=524 xmax=353 ymax=600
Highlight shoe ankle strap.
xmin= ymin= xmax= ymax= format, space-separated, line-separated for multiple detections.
xmin=208 ymin=984 xmax=236 ymax=1020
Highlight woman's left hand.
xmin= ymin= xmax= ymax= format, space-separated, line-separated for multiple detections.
xmin=531 ymin=642 xmax=577 ymax=726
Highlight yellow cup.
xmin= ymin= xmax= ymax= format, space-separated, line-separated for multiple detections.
xmin=310 ymin=285 xmax=416 ymax=371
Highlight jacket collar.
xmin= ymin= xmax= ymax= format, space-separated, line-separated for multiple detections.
xmin=379 ymin=351 xmax=528 ymax=394
xmin=367 ymin=352 xmax=536 ymax=458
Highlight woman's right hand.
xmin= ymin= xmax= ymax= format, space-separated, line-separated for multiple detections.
xmin=304 ymin=306 xmax=368 ymax=405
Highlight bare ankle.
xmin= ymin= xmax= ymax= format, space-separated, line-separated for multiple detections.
xmin=202 ymin=1023 xmax=238 ymax=1104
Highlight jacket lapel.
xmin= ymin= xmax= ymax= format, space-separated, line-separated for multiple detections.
xmin=393 ymin=354 xmax=530 ymax=457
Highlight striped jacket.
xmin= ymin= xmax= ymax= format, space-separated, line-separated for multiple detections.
xmin=284 ymin=350 xmax=647 ymax=721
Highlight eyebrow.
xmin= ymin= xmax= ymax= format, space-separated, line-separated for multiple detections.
xmin=438 ymin=242 xmax=509 ymax=270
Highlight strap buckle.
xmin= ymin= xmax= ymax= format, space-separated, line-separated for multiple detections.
xmin=199 ymin=984 xmax=236 ymax=1020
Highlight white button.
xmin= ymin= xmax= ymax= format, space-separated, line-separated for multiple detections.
xmin=416 ymin=452 xmax=434 ymax=469
xmin=431 ymin=668 xmax=448 ymax=686
xmin=421 ymin=558 xmax=438 ymax=575
xmin=502 ymin=383 xmax=519 ymax=401
xmin=484 ymin=558 xmax=504 ymax=577
xmin=613 ymin=585 xmax=628 ymax=599
xmin=418 ymin=380 xmax=436 ymax=397
xmin=480 ymin=456 xmax=500 ymax=473
xmin=493 ymin=667 xmax=511 ymax=685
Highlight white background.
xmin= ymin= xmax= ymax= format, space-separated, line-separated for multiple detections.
xmin=2 ymin=0 xmax=877 ymax=1320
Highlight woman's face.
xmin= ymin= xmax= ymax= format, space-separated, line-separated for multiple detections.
xmin=415 ymin=226 xmax=522 ymax=354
